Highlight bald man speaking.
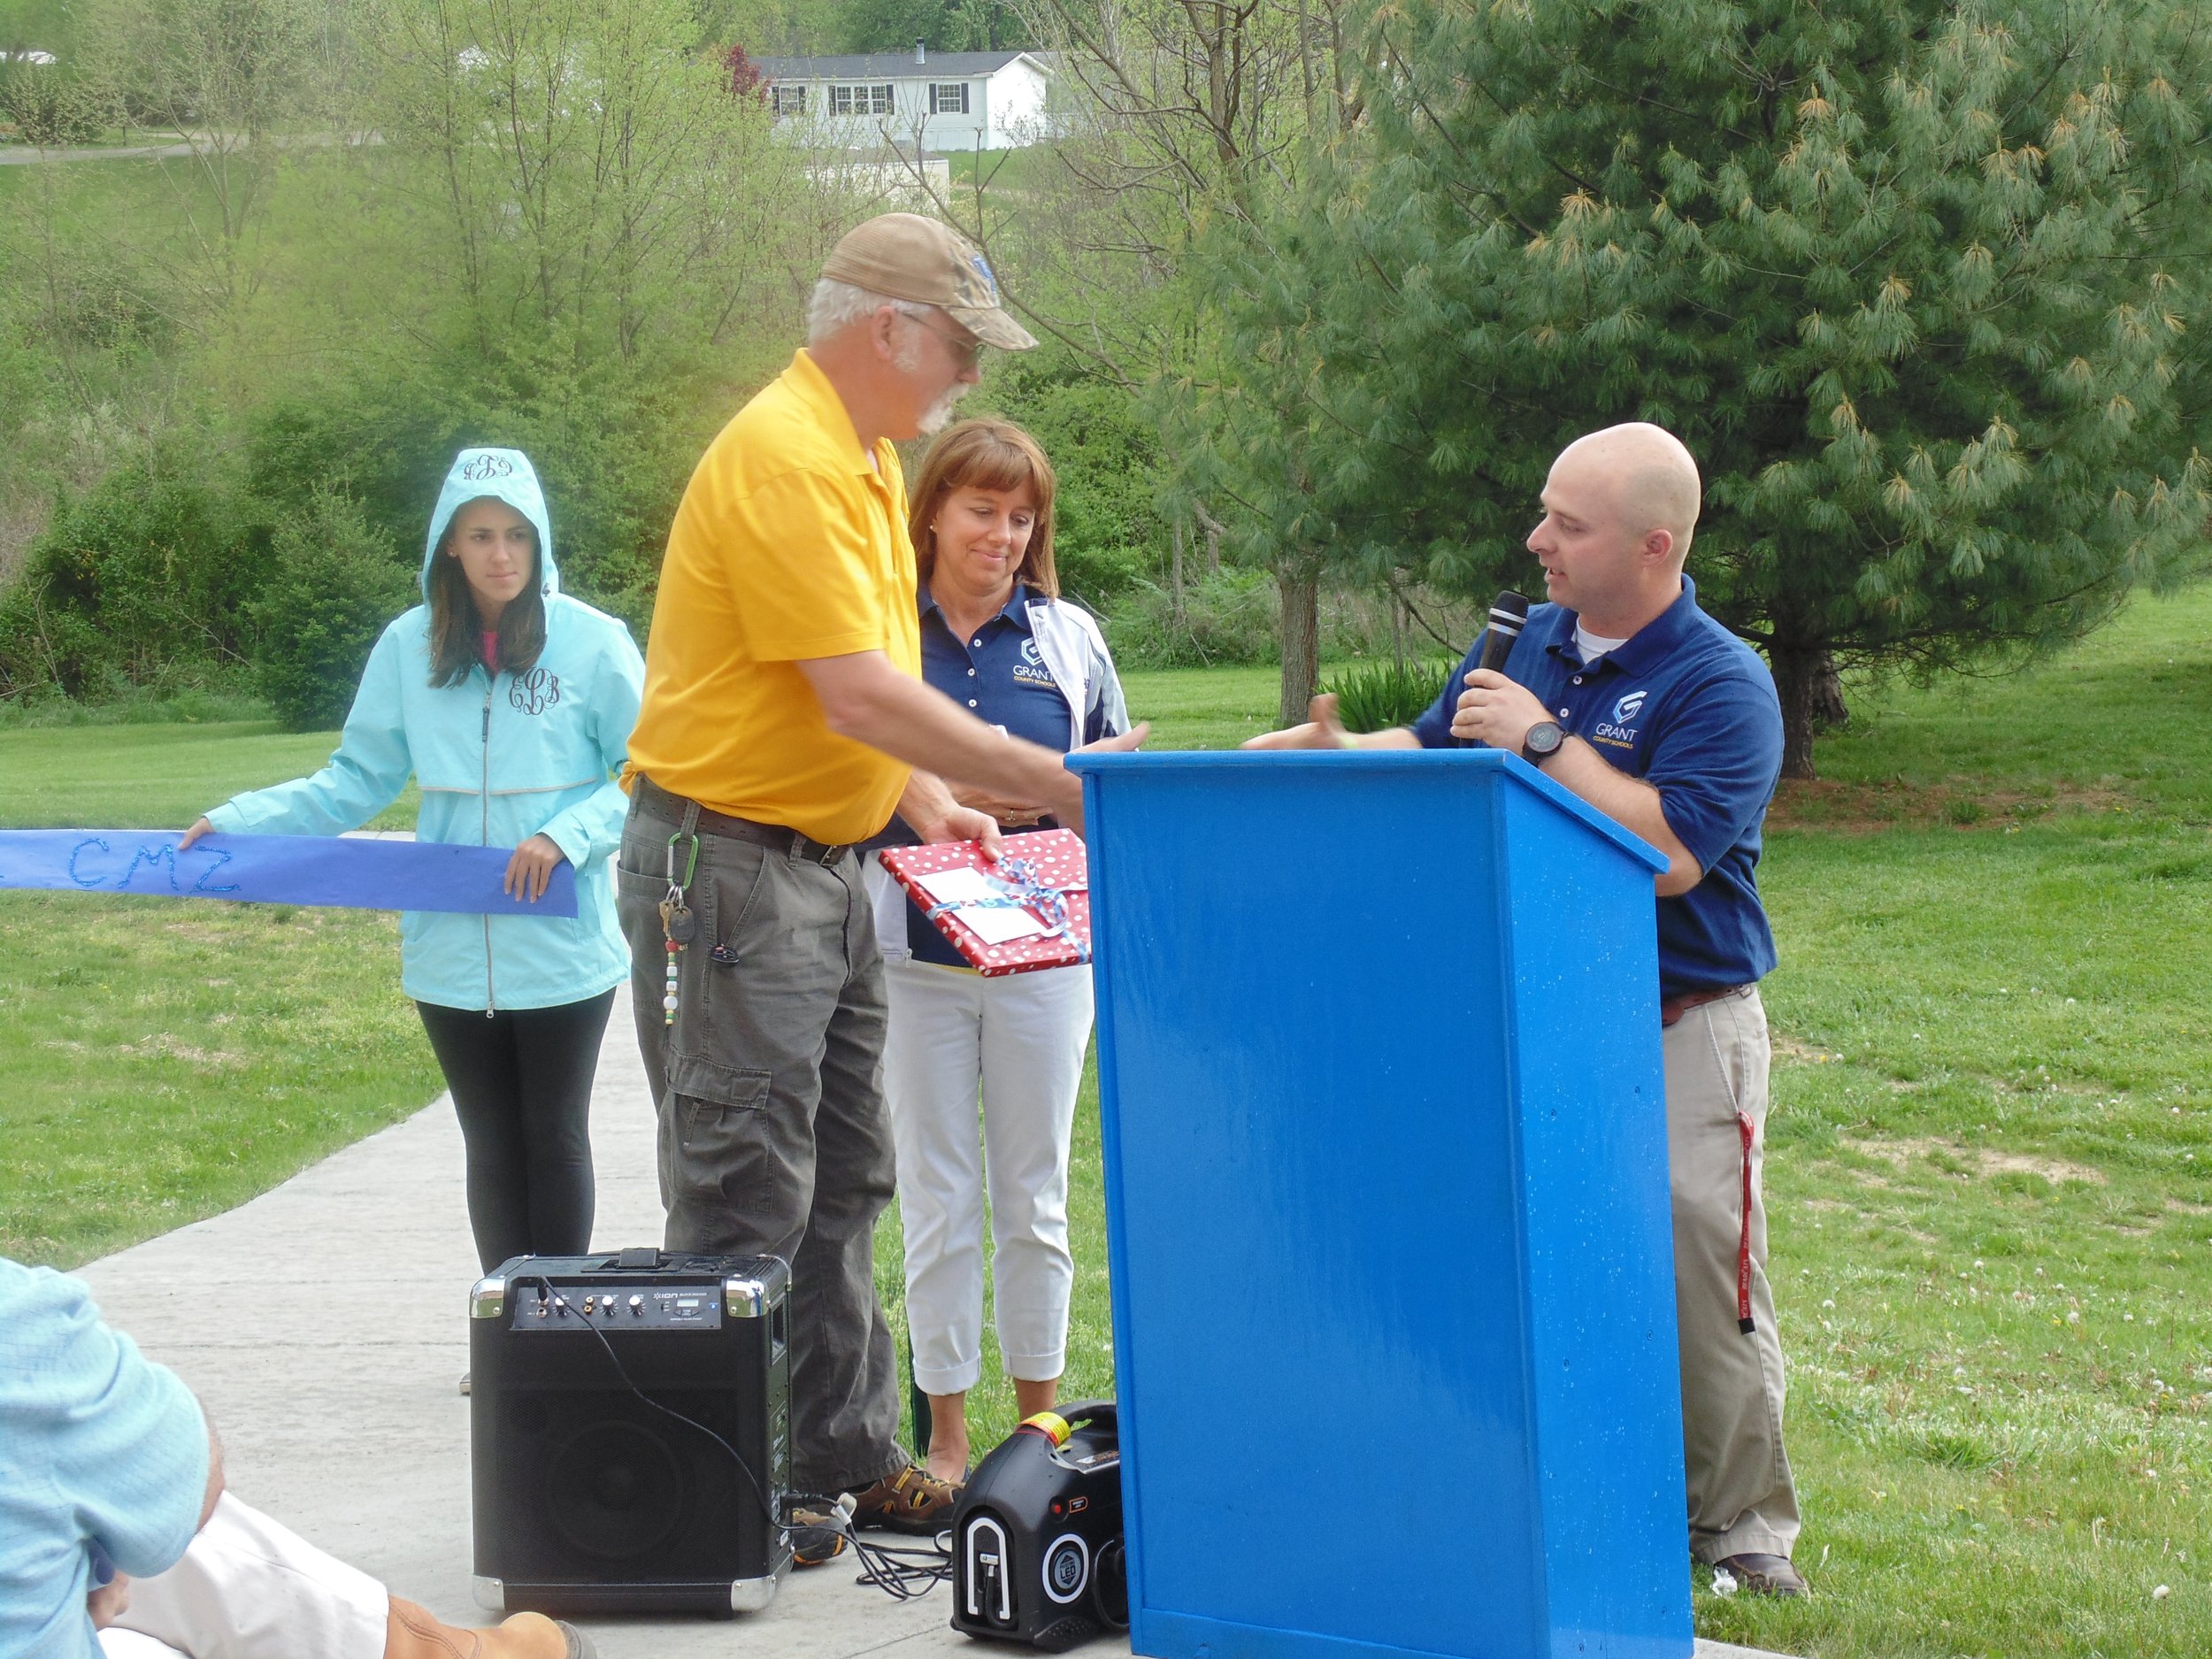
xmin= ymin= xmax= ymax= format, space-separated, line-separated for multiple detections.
xmin=1248 ymin=423 xmax=1803 ymax=1595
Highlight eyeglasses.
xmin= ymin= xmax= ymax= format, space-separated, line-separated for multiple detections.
xmin=910 ymin=311 xmax=984 ymax=370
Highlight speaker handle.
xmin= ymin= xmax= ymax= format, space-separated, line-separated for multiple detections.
xmin=613 ymin=1246 xmax=664 ymax=1271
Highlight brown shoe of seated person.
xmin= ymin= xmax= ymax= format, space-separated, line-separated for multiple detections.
xmin=1713 ymin=1552 xmax=1809 ymax=1599
xmin=386 ymin=1600 xmax=596 ymax=1659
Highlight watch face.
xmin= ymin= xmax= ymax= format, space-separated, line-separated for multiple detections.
xmin=1525 ymin=722 xmax=1563 ymax=755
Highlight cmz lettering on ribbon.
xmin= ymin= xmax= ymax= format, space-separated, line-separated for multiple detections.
xmin=0 ymin=831 xmax=577 ymax=918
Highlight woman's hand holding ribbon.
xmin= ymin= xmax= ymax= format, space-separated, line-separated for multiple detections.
xmin=504 ymin=833 xmax=568 ymax=902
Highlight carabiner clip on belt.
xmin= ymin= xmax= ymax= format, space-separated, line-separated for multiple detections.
xmin=660 ymin=807 xmax=702 ymax=1027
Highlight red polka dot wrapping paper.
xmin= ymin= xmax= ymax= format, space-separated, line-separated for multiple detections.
xmin=877 ymin=828 xmax=1090 ymax=976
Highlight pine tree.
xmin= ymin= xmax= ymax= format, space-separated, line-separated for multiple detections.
xmin=1195 ymin=0 xmax=2212 ymax=772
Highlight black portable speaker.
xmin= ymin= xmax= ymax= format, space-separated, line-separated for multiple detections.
xmin=951 ymin=1402 xmax=1127 ymax=1650
xmin=468 ymin=1248 xmax=793 ymax=1617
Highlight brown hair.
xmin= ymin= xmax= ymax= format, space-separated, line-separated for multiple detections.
xmin=908 ymin=419 xmax=1059 ymax=599
xmin=426 ymin=501 xmax=548 ymax=688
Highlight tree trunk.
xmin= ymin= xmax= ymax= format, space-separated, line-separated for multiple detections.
xmin=1769 ymin=645 xmax=1847 ymax=781
xmin=1194 ymin=501 xmax=1223 ymax=573
xmin=1171 ymin=517 xmax=1187 ymax=621
xmin=1278 ymin=564 xmax=1320 ymax=725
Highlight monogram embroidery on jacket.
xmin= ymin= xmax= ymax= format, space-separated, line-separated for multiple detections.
xmin=509 ymin=667 xmax=562 ymax=715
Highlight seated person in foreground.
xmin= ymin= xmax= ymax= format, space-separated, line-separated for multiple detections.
xmin=0 ymin=1256 xmax=594 ymax=1659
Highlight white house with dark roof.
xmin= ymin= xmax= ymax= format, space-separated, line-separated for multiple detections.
xmin=757 ymin=45 xmax=1051 ymax=150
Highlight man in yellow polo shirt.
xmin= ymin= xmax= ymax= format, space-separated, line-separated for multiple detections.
xmin=618 ymin=214 xmax=1143 ymax=1538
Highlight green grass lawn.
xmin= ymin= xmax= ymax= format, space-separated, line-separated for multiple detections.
xmin=9 ymin=603 xmax=2212 ymax=1655
xmin=0 ymin=722 xmax=431 ymax=1261
xmin=0 ymin=719 xmax=419 ymax=833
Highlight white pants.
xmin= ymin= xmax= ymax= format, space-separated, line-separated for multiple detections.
xmin=881 ymin=956 xmax=1094 ymax=1394
xmin=98 ymin=1493 xmax=388 ymax=1659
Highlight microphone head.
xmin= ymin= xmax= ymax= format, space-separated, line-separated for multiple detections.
xmin=1474 ymin=588 xmax=1532 ymax=679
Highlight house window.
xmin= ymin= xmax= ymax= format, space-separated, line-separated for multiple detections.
xmin=831 ymin=82 xmax=894 ymax=115
xmin=770 ymin=84 xmax=806 ymax=115
xmin=930 ymin=82 xmax=970 ymax=115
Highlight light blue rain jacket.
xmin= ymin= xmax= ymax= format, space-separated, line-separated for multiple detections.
xmin=206 ymin=449 xmax=645 ymax=1011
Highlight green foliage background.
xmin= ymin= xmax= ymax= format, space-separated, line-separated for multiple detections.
xmin=1186 ymin=0 xmax=2212 ymax=761
xmin=8 ymin=0 xmax=2212 ymax=746
xmin=250 ymin=490 xmax=415 ymax=731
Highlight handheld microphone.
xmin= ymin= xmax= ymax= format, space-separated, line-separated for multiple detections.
xmin=1478 ymin=590 xmax=1530 ymax=674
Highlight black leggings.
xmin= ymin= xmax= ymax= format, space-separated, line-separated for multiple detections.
xmin=417 ymin=989 xmax=617 ymax=1273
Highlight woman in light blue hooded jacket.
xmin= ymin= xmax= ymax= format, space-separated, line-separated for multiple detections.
xmin=182 ymin=449 xmax=644 ymax=1286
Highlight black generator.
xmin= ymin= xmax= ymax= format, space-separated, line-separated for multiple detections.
xmin=951 ymin=1402 xmax=1127 ymax=1650
xmin=468 ymin=1248 xmax=792 ymax=1617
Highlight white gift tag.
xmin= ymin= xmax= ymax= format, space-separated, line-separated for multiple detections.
xmin=910 ymin=865 xmax=1049 ymax=944
xmin=953 ymin=904 xmax=1049 ymax=944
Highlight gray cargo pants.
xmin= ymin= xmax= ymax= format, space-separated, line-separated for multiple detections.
xmin=616 ymin=791 xmax=908 ymax=1495
xmin=1663 ymin=985 xmax=1801 ymax=1562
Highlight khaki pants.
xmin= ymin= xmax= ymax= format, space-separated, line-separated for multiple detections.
xmin=1663 ymin=985 xmax=1801 ymax=1562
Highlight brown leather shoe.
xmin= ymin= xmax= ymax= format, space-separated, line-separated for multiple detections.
xmin=1714 ymin=1552 xmax=1809 ymax=1598
xmin=846 ymin=1463 xmax=961 ymax=1534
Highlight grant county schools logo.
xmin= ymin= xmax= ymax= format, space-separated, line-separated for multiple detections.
xmin=1594 ymin=687 xmax=1647 ymax=749
xmin=509 ymin=667 xmax=562 ymax=715
xmin=1012 ymin=637 xmax=1056 ymax=687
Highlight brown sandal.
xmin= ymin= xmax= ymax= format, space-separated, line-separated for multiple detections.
xmin=844 ymin=1463 xmax=962 ymax=1534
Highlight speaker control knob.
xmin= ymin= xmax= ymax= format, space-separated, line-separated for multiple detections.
xmin=629 ymin=1296 xmax=644 ymax=1316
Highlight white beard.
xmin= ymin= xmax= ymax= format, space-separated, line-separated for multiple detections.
xmin=917 ymin=381 xmax=971 ymax=436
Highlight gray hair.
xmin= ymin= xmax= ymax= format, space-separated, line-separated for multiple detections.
xmin=807 ymin=278 xmax=933 ymax=346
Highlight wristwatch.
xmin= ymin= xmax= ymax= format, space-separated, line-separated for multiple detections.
xmin=1520 ymin=720 xmax=1565 ymax=765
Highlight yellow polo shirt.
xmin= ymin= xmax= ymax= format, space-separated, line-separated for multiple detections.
xmin=626 ymin=350 xmax=921 ymax=845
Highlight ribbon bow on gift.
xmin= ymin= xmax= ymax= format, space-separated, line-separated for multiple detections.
xmin=924 ymin=855 xmax=1090 ymax=963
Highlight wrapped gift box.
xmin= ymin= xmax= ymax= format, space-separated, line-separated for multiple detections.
xmin=878 ymin=828 xmax=1091 ymax=976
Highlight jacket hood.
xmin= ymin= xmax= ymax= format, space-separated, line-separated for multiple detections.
xmin=422 ymin=448 xmax=560 ymax=598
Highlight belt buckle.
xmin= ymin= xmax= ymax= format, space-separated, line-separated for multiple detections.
xmin=814 ymin=839 xmax=841 ymax=866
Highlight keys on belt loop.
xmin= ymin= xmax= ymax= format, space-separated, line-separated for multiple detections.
xmin=659 ymin=805 xmax=702 ymax=1027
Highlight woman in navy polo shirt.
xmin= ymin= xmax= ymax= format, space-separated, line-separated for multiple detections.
xmin=864 ymin=419 xmax=1130 ymax=1483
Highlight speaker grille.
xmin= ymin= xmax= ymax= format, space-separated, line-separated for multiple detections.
xmin=542 ymin=1417 xmax=694 ymax=1562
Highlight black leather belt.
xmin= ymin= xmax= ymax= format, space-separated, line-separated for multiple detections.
xmin=632 ymin=775 xmax=855 ymax=866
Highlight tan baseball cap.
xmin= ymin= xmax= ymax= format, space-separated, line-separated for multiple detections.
xmin=820 ymin=212 xmax=1038 ymax=351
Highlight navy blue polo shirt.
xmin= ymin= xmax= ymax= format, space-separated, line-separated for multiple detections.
xmin=881 ymin=580 xmax=1110 ymax=967
xmin=1409 ymin=577 xmax=1782 ymax=997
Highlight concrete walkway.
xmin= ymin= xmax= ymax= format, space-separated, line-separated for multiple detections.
xmin=73 ymin=994 xmax=1789 ymax=1659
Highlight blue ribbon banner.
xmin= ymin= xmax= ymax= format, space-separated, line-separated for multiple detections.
xmin=0 ymin=831 xmax=578 ymax=918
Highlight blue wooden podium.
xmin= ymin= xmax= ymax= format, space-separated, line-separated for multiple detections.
xmin=1065 ymin=749 xmax=1691 ymax=1659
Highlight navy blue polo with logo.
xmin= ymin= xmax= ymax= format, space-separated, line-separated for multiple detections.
xmin=878 ymin=580 xmax=1110 ymax=967
xmin=1409 ymin=576 xmax=1782 ymax=998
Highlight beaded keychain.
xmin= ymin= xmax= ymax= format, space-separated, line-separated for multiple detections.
xmin=659 ymin=826 xmax=700 ymax=1025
